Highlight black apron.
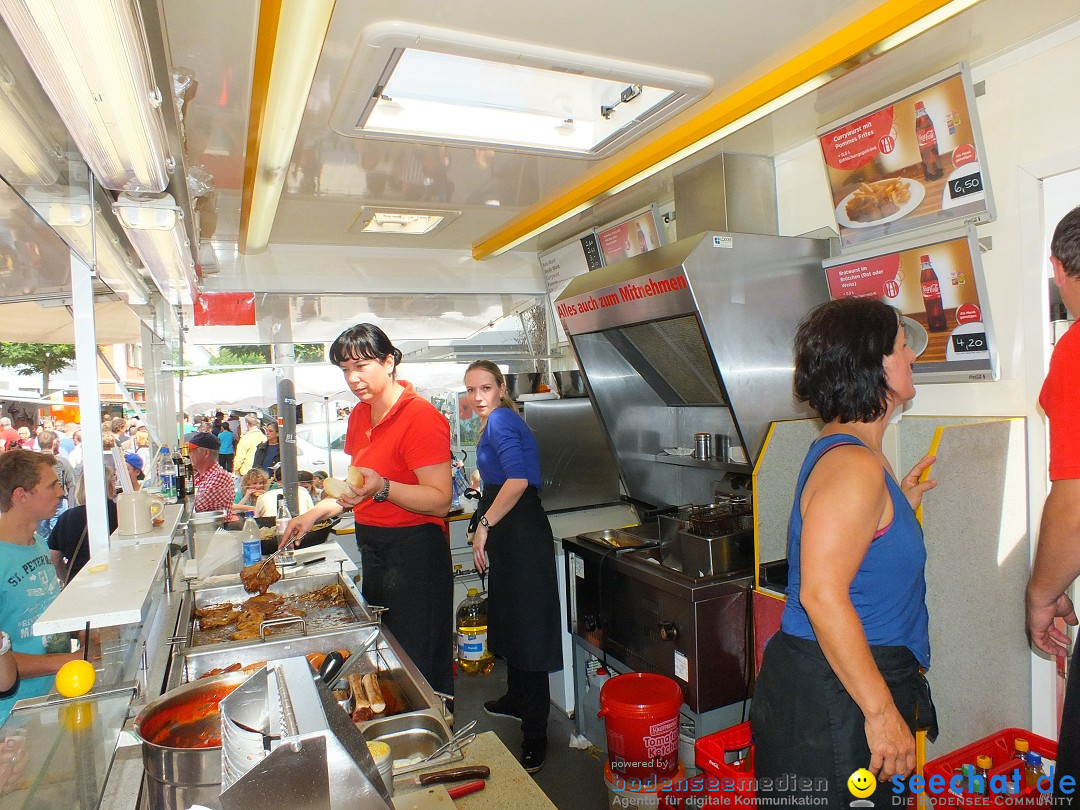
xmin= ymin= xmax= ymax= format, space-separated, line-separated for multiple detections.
xmin=355 ymin=522 xmax=454 ymax=696
xmin=477 ymin=484 xmax=562 ymax=673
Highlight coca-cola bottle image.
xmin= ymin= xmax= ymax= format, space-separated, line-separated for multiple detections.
xmin=920 ymin=254 xmax=947 ymax=332
xmin=914 ymin=101 xmax=943 ymax=181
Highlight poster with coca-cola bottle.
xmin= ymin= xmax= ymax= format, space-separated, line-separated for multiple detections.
xmin=817 ymin=64 xmax=995 ymax=247
xmin=821 ymin=228 xmax=999 ymax=383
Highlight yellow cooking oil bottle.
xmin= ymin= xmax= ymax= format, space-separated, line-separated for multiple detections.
xmin=456 ymin=588 xmax=494 ymax=675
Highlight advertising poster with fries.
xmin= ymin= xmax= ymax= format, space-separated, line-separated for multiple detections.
xmin=818 ymin=65 xmax=994 ymax=247
xmin=822 ymin=230 xmax=998 ymax=383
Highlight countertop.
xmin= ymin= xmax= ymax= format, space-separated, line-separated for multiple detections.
xmin=33 ymin=503 xmax=183 ymax=635
xmin=182 ymin=535 xmax=358 ymax=584
xmin=394 ymin=731 xmax=556 ymax=809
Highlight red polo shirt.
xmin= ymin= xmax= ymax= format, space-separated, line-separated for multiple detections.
xmin=345 ymin=380 xmax=451 ymax=529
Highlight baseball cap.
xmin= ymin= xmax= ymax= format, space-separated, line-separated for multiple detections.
xmin=124 ymin=452 xmax=144 ymax=471
xmin=188 ymin=432 xmax=220 ymax=451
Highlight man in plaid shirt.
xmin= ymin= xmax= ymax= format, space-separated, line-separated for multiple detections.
xmin=188 ymin=432 xmax=235 ymax=513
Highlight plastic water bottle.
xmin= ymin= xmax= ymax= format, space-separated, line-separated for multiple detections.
xmin=157 ymin=448 xmax=177 ymax=502
xmin=456 ymin=588 xmax=494 ymax=675
xmin=241 ymin=517 xmax=261 ymax=566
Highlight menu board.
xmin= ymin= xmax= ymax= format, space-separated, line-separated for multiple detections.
xmin=596 ymin=205 xmax=665 ymax=265
xmin=819 ymin=65 xmax=994 ymax=247
xmin=540 ymin=230 xmax=605 ymax=343
xmin=822 ymin=228 xmax=998 ymax=383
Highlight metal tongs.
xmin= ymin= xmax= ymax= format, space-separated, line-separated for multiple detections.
xmin=255 ymin=538 xmax=295 ymax=578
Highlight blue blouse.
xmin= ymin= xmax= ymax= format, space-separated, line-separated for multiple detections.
xmin=476 ymin=407 xmax=543 ymax=489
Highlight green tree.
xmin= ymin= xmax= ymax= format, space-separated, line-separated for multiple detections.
xmin=0 ymin=342 xmax=77 ymax=394
xmin=208 ymin=343 xmax=326 ymax=367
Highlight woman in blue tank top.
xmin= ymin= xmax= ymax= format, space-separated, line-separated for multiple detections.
xmin=750 ymin=298 xmax=939 ymax=807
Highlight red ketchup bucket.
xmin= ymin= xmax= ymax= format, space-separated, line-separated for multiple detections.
xmin=598 ymin=673 xmax=684 ymax=779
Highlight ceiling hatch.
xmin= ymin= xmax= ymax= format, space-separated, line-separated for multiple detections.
xmin=330 ymin=22 xmax=712 ymax=159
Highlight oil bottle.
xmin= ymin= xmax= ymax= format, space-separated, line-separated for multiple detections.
xmin=456 ymin=588 xmax=494 ymax=675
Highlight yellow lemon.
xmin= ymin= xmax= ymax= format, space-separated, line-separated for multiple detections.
xmin=55 ymin=659 xmax=96 ymax=698
xmin=848 ymin=768 xmax=877 ymax=799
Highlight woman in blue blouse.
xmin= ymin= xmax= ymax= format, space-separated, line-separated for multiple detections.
xmin=464 ymin=361 xmax=561 ymax=774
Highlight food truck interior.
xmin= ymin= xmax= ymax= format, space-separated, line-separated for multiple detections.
xmin=0 ymin=0 xmax=1079 ymax=807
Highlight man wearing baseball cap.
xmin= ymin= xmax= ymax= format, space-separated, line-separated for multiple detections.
xmin=187 ymin=432 xmax=234 ymax=513
xmin=122 ymin=452 xmax=145 ymax=492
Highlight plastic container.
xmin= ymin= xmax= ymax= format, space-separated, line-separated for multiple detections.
xmin=581 ymin=665 xmax=611 ymax=747
xmin=240 ymin=518 xmax=261 ymax=567
xmin=696 ymin=721 xmax=755 ymax=802
xmin=603 ymin=759 xmax=683 ymax=809
xmin=598 ymin=673 xmax=683 ymax=779
xmin=923 ymin=727 xmax=1057 ymax=805
xmin=367 ymin=740 xmax=394 ymax=796
xmin=456 ymin=588 xmax=494 ymax=675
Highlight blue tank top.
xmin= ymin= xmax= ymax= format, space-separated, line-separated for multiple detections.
xmin=780 ymin=433 xmax=930 ymax=668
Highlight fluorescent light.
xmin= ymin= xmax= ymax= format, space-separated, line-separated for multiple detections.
xmin=241 ymin=0 xmax=335 ymax=253
xmin=0 ymin=60 xmax=61 ymax=184
xmin=0 ymin=0 xmax=171 ymax=192
xmin=27 ymin=189 xmax=150 ymax=307
xmin=353 ymin=207 xmax=459 ymax=236
xmin=330 ymin=23 xmax=711 ymax=159
xmin=114 ymin=192 xmax=196 ymax=305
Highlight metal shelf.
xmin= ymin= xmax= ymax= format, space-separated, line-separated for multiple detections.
xmin=654 ymin=453 xmax=752 ymax=473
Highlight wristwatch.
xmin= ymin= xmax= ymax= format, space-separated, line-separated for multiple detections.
xmin=372 ymin=476 xmax=391 ymax=502
xmin=479 ymin=515 xmax=492 ymax=529
xmin=0 ymin=630 xmax=10 ymax=656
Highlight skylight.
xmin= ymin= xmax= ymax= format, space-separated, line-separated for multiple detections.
xmin=331 ymin=23 xmax=712 ymax=159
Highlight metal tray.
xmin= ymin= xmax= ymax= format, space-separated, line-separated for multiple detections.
xmin=185 ymin=571 xmax=373 ymax=649
xmin=578 ymin=528 xmax=659 ymax=551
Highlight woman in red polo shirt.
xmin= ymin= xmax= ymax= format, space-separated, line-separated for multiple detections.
xmin=281 ymin=324 xmax=454 ymax=696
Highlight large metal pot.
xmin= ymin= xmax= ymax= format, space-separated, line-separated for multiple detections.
xmin=134 ymin=670 xmax=251 ymax=810
xmin=552 ymin=370 xmax=587 ymax=397
xmin=503 ymin=372 xmax=547 ymax=400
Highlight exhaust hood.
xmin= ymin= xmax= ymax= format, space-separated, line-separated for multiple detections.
xmin=555 ymin=230 xmax=830 ymax=509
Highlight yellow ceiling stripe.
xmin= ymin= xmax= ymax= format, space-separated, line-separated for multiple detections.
xmin=471 ymin=0 xmax=970 ymax=260
xmin=238 ymin=0 xmax=283 ymax=252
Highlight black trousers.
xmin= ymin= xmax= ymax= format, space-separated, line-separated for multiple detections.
xmin=356 ymin=522 xmax=454 ymax=697
xmin=1055 ymin=644 xmax=1080 ymax=800
xmin=750 ymin=631 xmax=934 ymax=808
xmin=503 ymin=663 xmax=550 ymax=745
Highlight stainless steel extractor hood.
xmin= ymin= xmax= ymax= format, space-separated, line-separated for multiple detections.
xmin=555 ymin=230 xmax=830 ymax=510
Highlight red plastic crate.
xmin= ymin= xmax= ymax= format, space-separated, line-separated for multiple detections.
xmin=923 ymin=727 xmax=1058 ymax=805
xmin=695 ymin=721 xmax=756 ymax=802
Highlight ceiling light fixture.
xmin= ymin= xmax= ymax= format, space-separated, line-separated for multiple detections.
xmin=26 ymin=188 xmax=150 ymax=307
xmin=0 ymin=60 xmax=62 ymax=184
xmin=352 ymin=207 xmax=460 ymax=236
xmin=331 ymin=22 xmax=711 ymax=159
xmin=239 ymin=0 xmax=336 ymax=254
xmin=114 ymin=192 xmax=196 ymax=305
xmin=472 ymin=0 xmax=982 ymax=259
xmin=0 ymin=0 xmax=172 ymax=192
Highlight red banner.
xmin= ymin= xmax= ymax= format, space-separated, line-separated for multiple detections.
xmin=193 ymin=291 xmax=256 ymax=326
xmin=819 ymin=108 xmax=896 ymax=170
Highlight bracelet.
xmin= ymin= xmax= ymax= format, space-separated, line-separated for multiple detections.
xmin=372 ymin=476 xmax=391 ymax=502
xmin=0 ymin=631 xmax=10 ymax=656
xmin=479 ymin=515 xmax=492 ymax=529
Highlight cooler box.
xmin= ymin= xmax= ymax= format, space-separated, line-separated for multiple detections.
xmin=923 ymin=727 xmax=1057 ymax=805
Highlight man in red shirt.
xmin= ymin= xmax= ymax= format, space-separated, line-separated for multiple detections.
xmin=0 ymin=417 xmax=19 ymax=451
xmin=1027 ymin=205 xmax=1080 ymax=798
xmin=188 ymin=432 xmax=234 ymax=513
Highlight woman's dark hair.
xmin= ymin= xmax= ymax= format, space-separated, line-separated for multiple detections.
xmin=329 ymin=323 xmax=402 ymax=372
xmin=793 ymin=297 xmax=902 ymax=424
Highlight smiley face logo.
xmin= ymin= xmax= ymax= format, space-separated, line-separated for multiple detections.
xmin=848 ymin=768 xmax=876 ymax=799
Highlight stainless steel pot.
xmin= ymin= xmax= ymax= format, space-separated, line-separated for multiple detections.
xmin=552 ymin=370 xmax=587 ymax=397
xmin=504 ymin=372 xmax=547 ymax=400
xmin=134 ymin=670 xmax=251 ymax=810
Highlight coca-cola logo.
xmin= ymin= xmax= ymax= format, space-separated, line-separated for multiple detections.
xmin=956 ymin=303 xmax=981 ymax=323
xmin=952 ymin=144 xmax=977 ymax=167
xmin=917 ymin=129 xmax=937 ymax=148
xmin=922 ymin=281 xmax=941 ymax=298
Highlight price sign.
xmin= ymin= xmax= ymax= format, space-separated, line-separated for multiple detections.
xmin=948 ymin=172 xmax=984 ymax=200
xmin=950 ymin=331 xmax=987 ymax=354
